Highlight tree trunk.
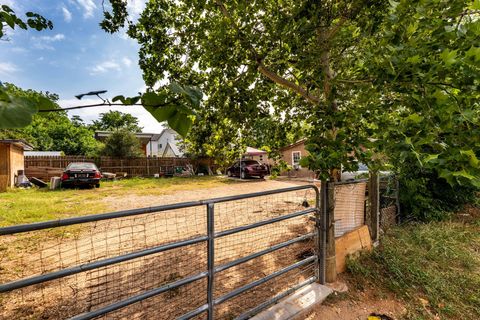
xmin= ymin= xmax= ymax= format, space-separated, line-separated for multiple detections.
xmin=320 ymin=37 xmax=339 ymax=283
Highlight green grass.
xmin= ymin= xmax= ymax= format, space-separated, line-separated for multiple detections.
xmin=0 ymin=176 xmax=235 ymax=226
xmin=346 ymin=213 xmax=480 ymax=320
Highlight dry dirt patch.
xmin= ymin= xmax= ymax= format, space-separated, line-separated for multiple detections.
xmin=101 ymin=178 xmax=300 ymax=211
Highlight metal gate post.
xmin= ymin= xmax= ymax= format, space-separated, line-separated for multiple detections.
xmin=325 ymin=182 xmax=337 ymax=283
xmin=207 ymin=203 xmax=215 ymax=320
xmin=316 ymin=182 xmax=326 ymax=284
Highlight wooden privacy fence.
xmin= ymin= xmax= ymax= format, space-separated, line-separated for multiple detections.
xmin=24 ymin=156 xmax=216 ymax=181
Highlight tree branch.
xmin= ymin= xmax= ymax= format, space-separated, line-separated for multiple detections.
xmin=257 ymin=62 xmax=320 ymax=104
xmin=214 ymin=0 xmax=321 ymax=105
xmin=38 ymin=101 xmax=177 ymax=112
xmin=336 ymin=78 xmax=374 ymax=84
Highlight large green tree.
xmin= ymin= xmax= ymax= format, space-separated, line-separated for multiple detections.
xmin=91 ymin=110 xmax=143 ymax=132
xmin=103 ymin=0 xmax=480 ymax=282
xmin=0 ymin=84 xmax=102 ymax=156
xmin=102 ymin=0 xmax=479 ymax=184
xmin=103 ymin=0 xmax=390 ymax=180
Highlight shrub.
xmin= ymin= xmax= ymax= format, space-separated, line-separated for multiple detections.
xmin=101 ymin=129 xmax=143 ymax=157
xmin=399 ymin=166 xmax=478 ymax=222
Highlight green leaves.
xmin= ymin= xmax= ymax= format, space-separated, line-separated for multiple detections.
xmin=0 ymin=87 xmax=37 ymax=128
xmin=0 ymin=5 xmax=52 ymax=39
xmin=0 ymin=82 xmax=60 ymax=128
xmin=169 ymin=82 xmax=203 ymax=108
xmin=440 ymin=49 xmax=457 ymax=66
xmin=140 ymin=83 xmax=200 ymax=137
xmin=465 ymin=46 xmax=480 ymax=62
xmin=112 ymin=95 xmax=141 ymax=105
xmin=469 ymin=0 xmax=480 ymax=10
xmin=113 ymin=82 xmax=202 ymax=137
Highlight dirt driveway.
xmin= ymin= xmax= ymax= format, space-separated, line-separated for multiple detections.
xmin=102 ymin=178 xmax=307 ymax=211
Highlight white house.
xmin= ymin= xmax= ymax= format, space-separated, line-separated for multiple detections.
xmin=95 ymin=128 xmax=184 ymax=157
xmin=149 ymin=128 xmax=184 ymax=157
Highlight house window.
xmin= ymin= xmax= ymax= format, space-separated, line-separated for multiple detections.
xmin=158 ymin=143 xmax=163 ymax=149
xmin=292 ymin=151 xmax=301 ymax=167
xmin=259 ymin=155 xmax=263 ymax=161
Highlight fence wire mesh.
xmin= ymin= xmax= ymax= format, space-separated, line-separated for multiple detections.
xmin=334 ymin=182 xmax=367 ymax=237
xmin=0 ymin=187 xmax=318 ymax=320
xmin=379 ymin=175 xmax=399 ymax=231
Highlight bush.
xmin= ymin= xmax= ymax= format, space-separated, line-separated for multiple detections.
xmin=101 ymin=129 xmax=143 ymax=157
xmin=269 ymin=160 xmax=291 ymax=179
xmin=399 ymin=168 xmax=478 ymax=222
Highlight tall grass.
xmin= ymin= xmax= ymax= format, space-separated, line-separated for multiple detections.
xmin=347 ymin=219 xmax=480 ymax=319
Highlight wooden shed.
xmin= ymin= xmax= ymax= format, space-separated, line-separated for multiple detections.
xmin=0 ymin=140 xmax=33 ymax=192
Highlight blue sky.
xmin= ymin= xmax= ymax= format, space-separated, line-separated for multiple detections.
xmin=0 ymin=0 xmax=165 ymax=133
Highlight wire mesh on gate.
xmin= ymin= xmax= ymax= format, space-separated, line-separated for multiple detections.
xmin=379 ymin=175 xmax=399 ymax=230
xmin=333 ymin=182 xmax=367 ymax=237
xmin=0 ymin=186 xmax=320 ymax=320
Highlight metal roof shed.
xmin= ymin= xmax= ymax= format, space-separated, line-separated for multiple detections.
xmin=245 ymin=147 xmax=267 ymax=156
xmin=0 ymin=140 xmax=33 ymax=192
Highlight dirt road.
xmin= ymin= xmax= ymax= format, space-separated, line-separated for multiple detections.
xmin=102 ymin=178 xmax=307 ymax=211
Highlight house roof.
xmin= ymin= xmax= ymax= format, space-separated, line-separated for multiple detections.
xmin=0 ymin=139 xmax=34 ymax=151
xmin=94 ymin=131 xmax=162 ymax=144
xmin=279 ymin=138 xmax=307 ymax=151
xmin=157 ymin=128 xmax=180 ymax=141
xmin=25 ymin=151 xmax=63 ymax=156
xmin=161 ymin=140 xmax=181 ymax=157
xmin=245 ymin=146 xmax=267 ymax=155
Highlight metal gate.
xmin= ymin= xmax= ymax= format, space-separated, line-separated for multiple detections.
xmin=0 ymin=185 xmax=325 ymax=319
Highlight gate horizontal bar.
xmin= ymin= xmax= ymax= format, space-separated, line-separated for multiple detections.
xmin=215 ymin=207 xmax=316 ymax=238
xmin=235 ymin=276 xmax=317 ymax=320
xmin=0 ymin=235 xmax=208 ymax=293
xmin=214 ymin=255 xmax=316 ymax=305
xmin=0 ymin=185 xmax=318 ymax=235
xmin=333 ymin=178 xmax=368 ymax=185
xmin=0 ymin=201 xmax=203 ymax=235
xmin=204 ymin=185 xmax=319 ymax=204
xmin=177 ymin=303 xmax=209 ymax=320
xmin=215 ymin=232 xmax=316 ymax=273
xmin=176 ymin=259 xmax=317 ymax=320
xmin=70 ymin=271 xmax=208 ymax=320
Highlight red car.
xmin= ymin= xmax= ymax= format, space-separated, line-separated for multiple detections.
xmin=226 ymin=160 xmax=269 ymax=179
xmin=61 ymin=162 xmax=102 ymax=188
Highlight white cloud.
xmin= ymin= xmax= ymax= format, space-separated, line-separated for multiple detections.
xmin=62 ymin=6 xmax=72 ymax=22
xmin=127 ymin=0 xmax=145 ymax=16
xmin=32 ymin=33 xmax=66 ymax=50
xmin=39 ymin=34 xmax=66 ymax=42
xmin=90 ymin=57 xmax=134 ymax=75
xmin=1 ymin=0 xmax=19 ymax=11
xmin=122 ymin=57 xmax=133 ymax=67
xmin=0 ymin=62 xmax=19 ymax=75
xmin=75 ymin=0 xmax=97 ymax=18
xmin=11 ymin=47 xmax=28 ymax=53
xmin=89 ymin=60 xmax=121 ymax=75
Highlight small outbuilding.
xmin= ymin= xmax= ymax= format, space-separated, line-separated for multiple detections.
xmin=243 ymin=147 xmax=270 ymax=163
xmin=0 ymin=139 xmax=34 ymax=192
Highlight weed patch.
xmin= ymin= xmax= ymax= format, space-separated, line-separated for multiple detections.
xmin=347 ymin=217 xmax=480 ymax=319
